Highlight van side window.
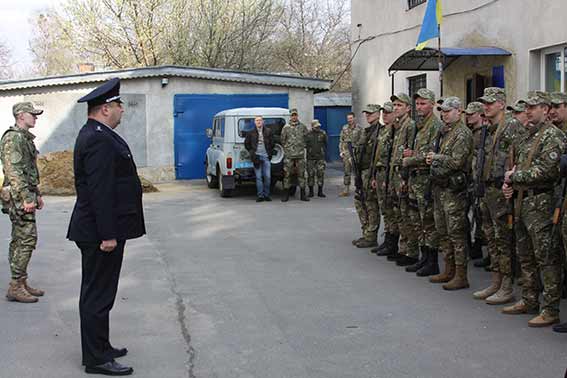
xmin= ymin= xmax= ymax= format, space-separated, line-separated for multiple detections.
xmin=213 ymin=118 xmax=223 ymax=137
xmin=220 ymin=118 xmax=225 ymax=137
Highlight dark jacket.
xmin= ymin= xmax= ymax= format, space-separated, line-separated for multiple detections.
xmin=67 ymin=119 xmax=146 ymax=242
xmin=305 ymin=128 xmax=328 ymax=160
xmin=244 ymin=127 xmax=274 ymax=165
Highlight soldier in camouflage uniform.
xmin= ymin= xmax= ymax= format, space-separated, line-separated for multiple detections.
xmin=473 ymin=88 xmax=524 ymax=304
xmin=427 ymin=97 xmax=473 ymax=290
xmin=502 ymin=91 xmax=565 ymax=327
xmin=281 ymin=108 xmax=309 ymax=202
xmin=507 ymin=100 xmax=529 ymax=128
xmin=352 ymin=104 xmax=382 ymax=248
xmin=550 ymin=92 xmax=567 ymax=133
xmin=0 ymin=102 xmax=45 ymax=303
xmin=306 ymin=120 xmax=328 ymax=198
xmin=339 ymin=112 xmax=358 ymax=197
xmin=386 ymin=93 xmax=420 ymax=265
xmin=402 ymin=89 xmax=442 ymax=275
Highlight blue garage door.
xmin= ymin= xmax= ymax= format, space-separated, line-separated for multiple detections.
xmin=315 ymin=106 xmax=351 ymax=162
xmin=174 ymin=93 xmax=288 ymax=179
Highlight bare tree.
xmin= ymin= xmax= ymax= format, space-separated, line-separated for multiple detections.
xmin=0 ymin=40 xmax=13 ymax=79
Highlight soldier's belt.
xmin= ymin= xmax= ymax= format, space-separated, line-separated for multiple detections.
xmin=410 ymin=169 xmax=430 ymax=177
xmin=522 ymin=188 xmax=553 ymax=198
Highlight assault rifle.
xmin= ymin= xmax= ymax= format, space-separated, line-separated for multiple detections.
xmin=399 ymin=121 xmax=417 ymax=203
xmin=347 ymin=141 xmax=365 ymax=206
xmin=424 ymin=128 xmax=443 ymax=208
xmin=383 ymin=126 xmax=396 ymax=206
xmin=470 ymin=123 xmax=489 ymax=258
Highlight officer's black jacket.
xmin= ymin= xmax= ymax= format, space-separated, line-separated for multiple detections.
xmin=67 ymin=119 xmax=145 ymax=242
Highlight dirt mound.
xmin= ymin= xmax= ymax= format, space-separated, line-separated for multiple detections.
xmin=37 ymin=150 xmax=158 ymax=195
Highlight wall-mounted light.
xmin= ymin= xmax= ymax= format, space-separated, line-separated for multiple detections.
xmin=161 ymin=77 xmax=169 ymax=87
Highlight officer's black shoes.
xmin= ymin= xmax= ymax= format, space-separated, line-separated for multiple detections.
xmin=317 ymin=186 xmax=326 ymax=198
xmin=264 ymin=196 xmax=272 ymax=202
xmin=300 ymin=188 xmax=310 ymax=202
xmin=416 ymin=249 xmax=440 ymax=277
xmin=308 ymin=186 xmax=315 ymax=197
xmin=110 ymin=347 xmax=128 ymax=359
xmin=85 ymin=361 xmax=133 ymax=376
xmin=474 ymin=255 xmax=490 ymax=268
xmin=396 ymin=256 xmax=418 ymax=267
xmin=553 ymin=322 xmax=567 ymax=333
xmin=256 ymin=197 xmax=265 ymax=202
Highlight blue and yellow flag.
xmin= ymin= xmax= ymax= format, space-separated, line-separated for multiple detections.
xmin=415 ymin=0 xmax=443 ymax=51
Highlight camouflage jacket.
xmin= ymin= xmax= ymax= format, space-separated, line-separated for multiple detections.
xmin=391 ymin=114 xmax=416 ymax=169
xmin=305 ymin=128 xmax=328 ymax=160
xmin=511 ymin=122 xmax=565 ymax=188
xmin=374 ymin=124 xmax=395 ymax=170
xmin=404 ymin=113 xmax=442 ymax=171
xmin=482 ymin=114 xmax=524 ymax=183
xmin=356 ymin=121 xmax=380 ymax=170
xmin=281 ymin=120 xmax=308 ymax=159
xmin=431 ymin=120 xmax=473 ymax=180
xmin=339 ymin=123 xmax=358 ymax=157
xmin=0 ymin=126 xmax=40 ymax=204
xmin=470 ymin=123 xmax=485 ymax=182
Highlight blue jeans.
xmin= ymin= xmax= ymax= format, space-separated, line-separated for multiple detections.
xmin=254 ymin=155 xmax=271 ymax=198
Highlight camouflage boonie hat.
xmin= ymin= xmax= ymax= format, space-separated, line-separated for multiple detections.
xmin=525 ymin=91 xmax=551 ymax=106
xmin=362 ymin=104 xmax=382 ymax=114
xmin=382 ymin=101 xmax=394 ymax=113
xmin=464 ymin=102 xmax=484 ymax=115
xmin=12 ymin=102 xmax=43 ymax=117
xmin=478 ymin=87 xmax=506 ymax=103
xmin=506 ymin=100 xmax=527 ymax=113
xmin=437 ymin=97 xmax=462 ymax=112
xmin=311 ymin=119 xmax=321 ymax=127
xmin=413 ymin=88 xmax=435 ymax=102
xmin=390 ymin=93 xmax=411 ymax=105
xmin=289 ymin=108 xmax=299 ymax=115
xmin=551 ymin=92 xmax=567 ymax=105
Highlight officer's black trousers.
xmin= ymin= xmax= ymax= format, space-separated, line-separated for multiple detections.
xmin=77 ymin=240 xmax=125 ymax=367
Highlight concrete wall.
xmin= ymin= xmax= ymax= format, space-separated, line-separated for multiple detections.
xmin=351 ymin=0 xmax=567 ymax=113
xmin=0 ymin=77 xmax=315 ymax=182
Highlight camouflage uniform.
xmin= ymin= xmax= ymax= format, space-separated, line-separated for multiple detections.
xmin=281 ymin=119 xmax=308 ymax=189
xmin=339 ymin=123 xmax=357 ymax=187
xmin=305 ymin=126 xmax=327 ymax=187
xmin=1 ymin=125 xmax=41 ymax=281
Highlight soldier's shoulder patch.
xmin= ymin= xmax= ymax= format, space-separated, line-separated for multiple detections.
xmin=549 ymin=151 xmax=559 ymax=161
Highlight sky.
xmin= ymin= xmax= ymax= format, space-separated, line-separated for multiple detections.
xmin=0 ymin=0 xmax=65 ymax=75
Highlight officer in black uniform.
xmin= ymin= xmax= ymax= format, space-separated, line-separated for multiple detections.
xmin=67 ymin=78 xmax=145 ymax=376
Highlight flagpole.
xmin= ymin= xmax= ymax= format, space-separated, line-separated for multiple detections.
xmin=437 ymin=23 xmax=443 ymax=97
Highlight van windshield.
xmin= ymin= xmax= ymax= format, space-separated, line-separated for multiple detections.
xmin=238 ymin=118 xmax=286 ymax=138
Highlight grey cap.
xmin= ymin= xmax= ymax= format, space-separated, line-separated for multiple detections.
xmin=362 ymin=104 xmax=382 ymax=114
xmin=464 ymin=101 xmax=484 ymax=115
xmin=478 ymin=87 xmax=506 ymax=103
xmin=413 ymin=88 xmax=435 ymax=102
xmin=437 ymin=97 xmax=462 ymax=112
xmin=13 ymin=102 xmax=44 ymax=117
xmin=506 ymin=100 xmax=527 ymax=113
xmin=390 ymin=93 xmax=411 ymax=105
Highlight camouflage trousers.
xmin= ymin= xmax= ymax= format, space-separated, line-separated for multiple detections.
xmin=376 ymin=168 xmax=398 ymax=235
xmin=307 ymin=159 xmax=326 ymax=186
xmin=7 ymin=207 xmax=37 ymax=280
xmin=354 ymin=169 xmax=380 ymax=241
xmin=409 ymin=172 xmax=439 ymax=249
xmin=393 ymin=171 xmax=419 ymax=258
xmin=516 ymin=193 xmax=561 ymax=316
xmin=433 ymin=188 xmax=468 ymax=266
xmin=283 ymin=157 xmax=306 ymax=189
xmin=342 ymin=156 xmax=353 ymax=186
xmin=480 ymin=186 xmax=514 ymax=276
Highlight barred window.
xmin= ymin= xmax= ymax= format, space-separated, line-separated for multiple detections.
xmin=408 ymin=74 xmax=427 ymax=119
xmin=408 ymin=0 xmax=426 ymax=10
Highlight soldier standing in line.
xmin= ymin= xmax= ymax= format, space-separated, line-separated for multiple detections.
xmin=306 ymin=120 xmax=328 ymax=198
xmin=550 ymin=92 xmax=567 ymax=133
xmin=352 ymin=104 xmax=381 ymax=249
xmin=426 ymin=97 xmax=473 ymax=290
xmin=402 ymin=89 xmax=442 ymax=275
xmin=339 ymin=112 xmax=358 ymax=197
xmin=473 ymin=88 xmax=524 ymax=305
xmin=1 ymin=102 xmax=45 ymax=303
xmin=386 ymin=93 xmax=420 ymax=266
xmin=502 ymin=91 xmax=565 ymax=327
xmin=281 ymin=108 xmax=309 ymax=202
xmin=507 ymin=100 xmax=529 ymax=128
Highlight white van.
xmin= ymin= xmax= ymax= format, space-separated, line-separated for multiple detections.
xmin=205 ymin=107 xmax=288 ymax=197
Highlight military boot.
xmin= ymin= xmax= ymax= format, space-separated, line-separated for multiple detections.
xmin=528 ymin=311 xmax=560 ymax=328
xmin=552 ymin=322 xmax=567 ymax=333
xmin=352 ymin=237 xmax=365 ymax=246
xmin=24 ymin=279 xmax=45 ymax=297
xmin=501 ymin=300 xmax=539 ymax=315
xmin=356 ymin=238 xmax=378 ymax=248
xmin=429 ymin=255 xmax=455 ymax=283
xmin=308 ymin=186 xmax=315 ymax=198
xmin=377 ymin=233 xmax=399 ymax=257
xmin=396 ymin=255 xmax=418 ymax=267
xmin=443 ymin=264 xmax=470 ymax=290
xmin=416 ymin=248 xmax=440 ymax=277
xmin=339 ymin=185 xmax=350 ymax=197
xmin=317 ymin=186 xmax=326 ymax=198
xmin=387 ymin=252 xmax=403 ymax=261
xmin=472 ymin=272 xmax=502 ymax=300
xmin=281 ymin=188 xmax=290 ymax=202
xmin=371 ymin=233 xmax=389 ymax=254
xmin=300 ymin=188 xmax=310 ymax=202
xmin=406 ymin=246 xmax=428 ymax=272
xmin=6 ymin=279 xmax=38 ymax=303
xmin=485 ymin=275 xmax=515 ymax=305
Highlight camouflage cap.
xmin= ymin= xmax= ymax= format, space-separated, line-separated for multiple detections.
xmin=525 ymin=91 xmax=552 ymax=106
xmin=382 ymin=101 xmax=394 ymax=113
xmin=390 ymin=93 xmax=411 ymax=105
xmin=362 ymin=104 xmax=382 ymax=114
xmin=311 ymin=119 xmax=321 ymax=127
xmin=551 ymin=92 xmax=567 ymax=105
xmin=12 ymin=102 xmax=43 ymax=117
xmin=478 ymin=87 xmax=506 ymax=103
xmin=413 ymin=88 xmax=435 ymax=102
xmin=289 ymin=108 xmax=299 ymax=115
xmin=506 ymin=100 xmax=527 ymax=113
xmin=437 ymin=96 xmax=462 ymax=112
xmin=464 ymin=101 xmax=484 ymax=115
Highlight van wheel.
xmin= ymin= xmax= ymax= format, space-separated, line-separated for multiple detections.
xmin=206 ymin=159 xmax=218 ymax=188
xmin=218 ymin=166 xmax=233 ymax=198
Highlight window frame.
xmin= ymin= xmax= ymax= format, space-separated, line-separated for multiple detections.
xmin=540 ymin=44 xmax=567 ymax=92
xmin=407 ymin=74 xmax=428 ymax=119
xmin=408 ymin=0 xmax=426 ymax=10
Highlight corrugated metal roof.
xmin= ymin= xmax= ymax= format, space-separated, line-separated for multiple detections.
xmin=0 ymin=65 xmax=332 ymax=92
xmin=315 ymin=92 xmax=352 ymax=107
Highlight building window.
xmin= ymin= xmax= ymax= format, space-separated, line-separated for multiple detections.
xmin=408 ymin=74 xmax=427 ymax=118
xmin=541 ymin=44 xmax=567 ymax=92
xmin=408 ymin=0 xmax=426 ymax=9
